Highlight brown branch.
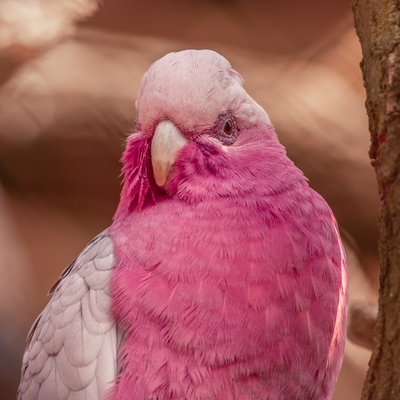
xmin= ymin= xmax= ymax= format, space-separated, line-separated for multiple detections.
xmin=352 ymin=0 xmax=400 ymax=398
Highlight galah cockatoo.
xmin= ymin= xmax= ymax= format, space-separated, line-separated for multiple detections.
xmin=18 ymin=50 xmax=348 ymax=400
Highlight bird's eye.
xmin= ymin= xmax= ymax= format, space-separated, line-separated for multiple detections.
xmin=206 ymin=111 xmax=238 ymax=145
xmin=224 ymin=120 xmax=233 ymax=135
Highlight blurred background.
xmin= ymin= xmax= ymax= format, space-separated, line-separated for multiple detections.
xmin=0 ymin=0 xmax=378 ymax=398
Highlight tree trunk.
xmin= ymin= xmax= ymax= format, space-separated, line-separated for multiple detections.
xmin=352 ymin=1 xmax=400 ymax=399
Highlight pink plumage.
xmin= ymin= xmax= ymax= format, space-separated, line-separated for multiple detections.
xmin=19 ymin=50 xmax=347 ymax=400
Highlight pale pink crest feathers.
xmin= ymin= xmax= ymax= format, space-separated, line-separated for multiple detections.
xmin=136 ymin=50 xmax=269 ymax=134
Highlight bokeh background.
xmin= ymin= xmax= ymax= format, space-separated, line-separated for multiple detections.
xmin=0 ymin=0 xmax=379 ymax=398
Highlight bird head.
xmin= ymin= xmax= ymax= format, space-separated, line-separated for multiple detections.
xmin=114 ymin=50 xmax=301 ymax=219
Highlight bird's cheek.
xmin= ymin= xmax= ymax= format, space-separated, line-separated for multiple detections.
xmin=161 ymin=142 xmax=202 ymax=197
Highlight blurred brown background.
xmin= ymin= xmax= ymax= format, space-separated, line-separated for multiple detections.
xmin=0 ymin=0 xmax=378 ymax=398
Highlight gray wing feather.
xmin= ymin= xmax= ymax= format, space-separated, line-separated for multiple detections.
xmin=18 ymin=231 xmax=120 ymax=400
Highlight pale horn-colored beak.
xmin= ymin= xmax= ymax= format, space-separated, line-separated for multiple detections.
xmin=151 ymin=120 xmax=189 ymax=187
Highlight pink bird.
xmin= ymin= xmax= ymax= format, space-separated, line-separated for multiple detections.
xmin=18 ymin=50 xmax=347 ymax=399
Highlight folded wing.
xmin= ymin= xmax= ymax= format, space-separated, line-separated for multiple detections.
xmin=18 ymin=231 xmax=120 ymax=400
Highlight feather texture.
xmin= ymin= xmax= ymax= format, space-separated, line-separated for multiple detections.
xmin=18 ymin=232 xmax=120 ymax=400
xmin=19 ymin=49 xmax=347 ymax=400
xmin=108 ymin=125 xmax=347 ymax=399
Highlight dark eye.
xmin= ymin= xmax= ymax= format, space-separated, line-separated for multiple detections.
xmin=205 ymin=111 xmax=238 ymax=146
xmin=224 ymin=120 xmax=233 ymax=135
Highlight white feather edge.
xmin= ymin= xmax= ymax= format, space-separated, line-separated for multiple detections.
xmin=18 ymin=231 xmax=120 ymax=400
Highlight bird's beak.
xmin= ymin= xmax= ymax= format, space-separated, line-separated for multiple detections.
xmin=151 ymin=120 xmax=188 ymax=187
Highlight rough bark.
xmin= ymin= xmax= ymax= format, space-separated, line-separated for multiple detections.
xmin=352 ymin=1 xmax=400 ymax=399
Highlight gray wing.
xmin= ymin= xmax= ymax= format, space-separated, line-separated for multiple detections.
xmin=18 ymin=230 xmax=122 ymax=400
